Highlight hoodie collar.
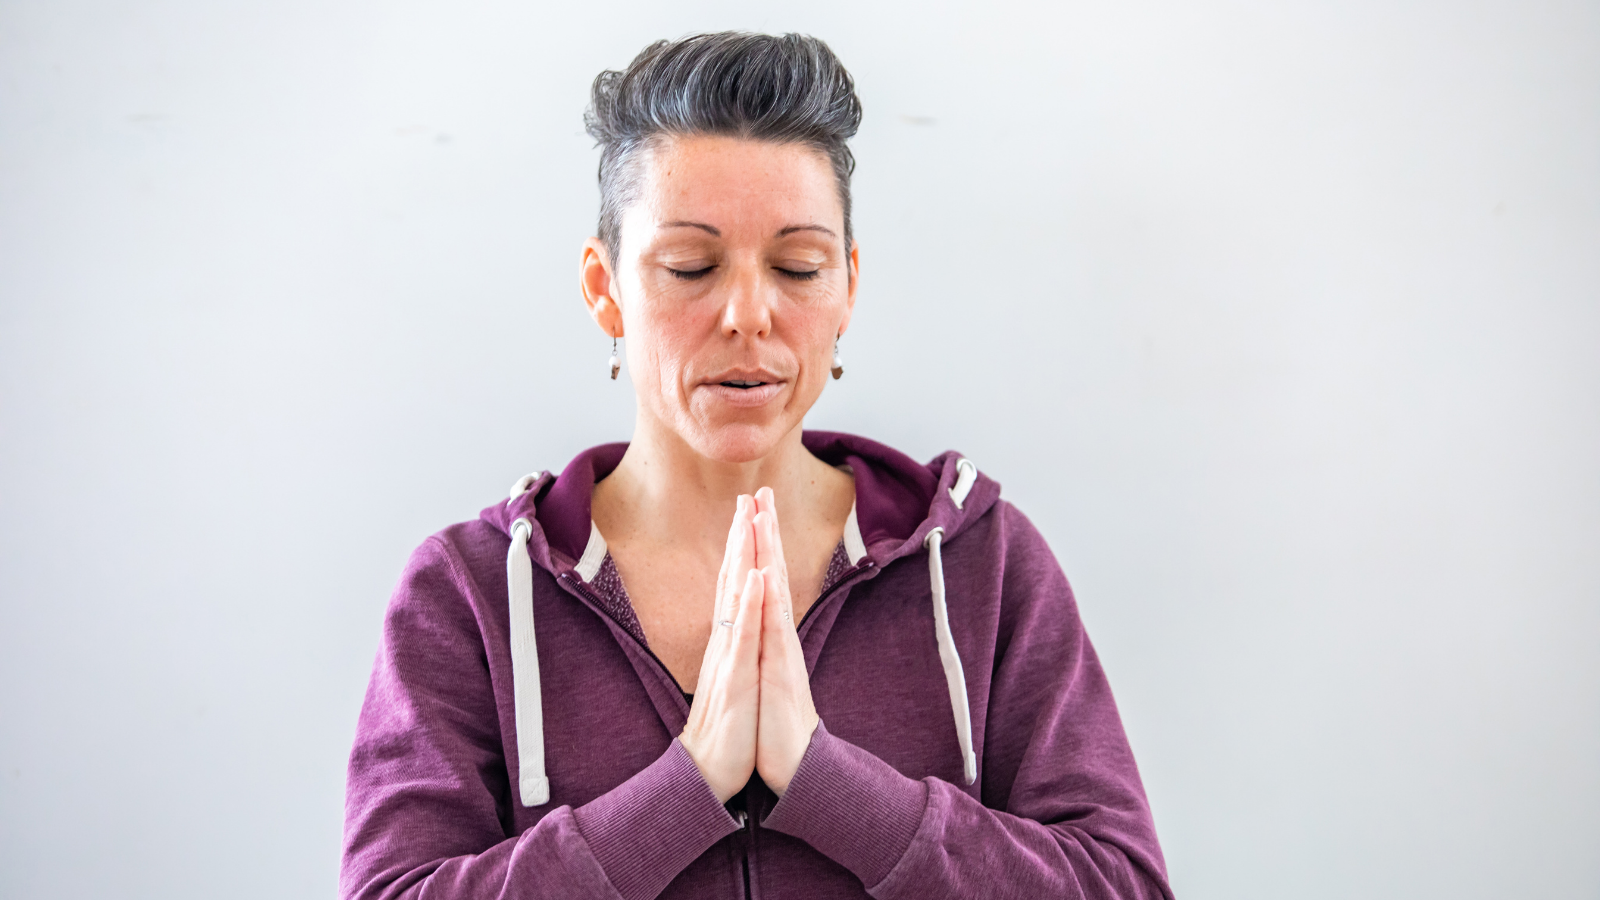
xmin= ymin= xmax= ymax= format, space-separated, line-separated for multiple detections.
xmin=486 ymin=430 xmax=999 ymax=576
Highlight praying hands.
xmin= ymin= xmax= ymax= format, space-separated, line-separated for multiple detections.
xmin=678 ymin=487 xmax=821 ymax=802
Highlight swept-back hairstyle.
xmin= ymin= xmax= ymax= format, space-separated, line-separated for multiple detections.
xmin=584 ymin=32 xmax=863 ymax=264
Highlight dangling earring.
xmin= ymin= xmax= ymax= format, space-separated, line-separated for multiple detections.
xmin=831 ymin=337 xmax=844 ymax=380
xmin=609 ymin=336 xmax=620 ymax=381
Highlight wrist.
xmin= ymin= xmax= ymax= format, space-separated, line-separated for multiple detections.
xmin=765 ymin=713 xmax=821 ymax=797
xmin=680 ymin=730 xmax=743 ymax=803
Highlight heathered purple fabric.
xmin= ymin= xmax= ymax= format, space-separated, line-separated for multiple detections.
xmin=589 ymin=555 xmax=648 ymax=647
xmin=341 ymin=431 xmax=1173 ymax=900
xmin=589 ymin=544 xmax=850 ymax=651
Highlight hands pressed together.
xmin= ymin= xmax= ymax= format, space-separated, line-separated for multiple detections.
xmin=678 ymin=487 xmax=821 ymax=803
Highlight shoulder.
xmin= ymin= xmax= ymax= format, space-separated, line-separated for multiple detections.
xmin=944 ymin=496 xmax=1083 ymax=625
xmin=396 ymin=517 xmax=509 ymax=592
xmin=966 ymin=495 xmax=1054 ymax=546
xmin=382 ymin=517 xmax=514 ymax=644
xmin=952 ymin=495 xmax=1066 ymax=576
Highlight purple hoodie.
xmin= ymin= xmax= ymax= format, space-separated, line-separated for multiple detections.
xmin=341 ymin=432 xmax=1172 ymax=899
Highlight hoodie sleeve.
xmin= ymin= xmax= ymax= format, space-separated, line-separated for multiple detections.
xmin=762 ymin=503 xmax=1173 ymax=900
xmin=340 ymin=536 xmax=740 ymax=900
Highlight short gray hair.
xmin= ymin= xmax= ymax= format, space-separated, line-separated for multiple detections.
xmin=584 ymin=32 xmax=863 ymax=265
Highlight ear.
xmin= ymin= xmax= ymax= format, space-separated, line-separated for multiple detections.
xmin=581 ymin=237 xmax=624 ymax=339
xmin=838 ymin=238 xmax=860 ymax=338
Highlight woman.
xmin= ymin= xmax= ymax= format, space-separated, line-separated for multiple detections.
xmin=342 ymin=32 xmax=1171 ymax=900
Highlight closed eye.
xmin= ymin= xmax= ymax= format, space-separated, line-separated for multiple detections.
xmin=776 ymin=268 xmax=820 ymax=281
xmin=668 ymin=266 xmax=716 ymax=280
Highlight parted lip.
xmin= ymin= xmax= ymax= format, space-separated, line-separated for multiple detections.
xmin=701 ymin=368 xmax=786 ymax=386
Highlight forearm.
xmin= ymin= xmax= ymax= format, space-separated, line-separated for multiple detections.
xmin=344 ymin=740 xmax=741 ymax=900
xmin=346 ymin=805 xmax=610 ymax=900
xmin=761 ymin=723 xmax=1171 ymax=900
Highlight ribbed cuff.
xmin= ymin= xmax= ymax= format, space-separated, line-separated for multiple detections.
xmin=573 ymin=739 xmax=742 ymax=900
xmin=761 ymin=720 xmax=928 ymax=889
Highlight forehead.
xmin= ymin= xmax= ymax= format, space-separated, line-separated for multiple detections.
xmin=632 ymin=135 xmax=841 ymax=233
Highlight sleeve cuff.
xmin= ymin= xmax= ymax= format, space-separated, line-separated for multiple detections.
xmin=760 ymin=720 xmax=929 ymax=889
xmin=573 ymin=738 xmax=742 ymax=900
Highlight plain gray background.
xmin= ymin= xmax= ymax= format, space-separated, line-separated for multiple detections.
xmin=2 ymin=0 xmax=1597 ymax=897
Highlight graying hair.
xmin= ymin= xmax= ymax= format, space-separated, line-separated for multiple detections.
xmin=584 ymin=32 xmax=863 ymax=265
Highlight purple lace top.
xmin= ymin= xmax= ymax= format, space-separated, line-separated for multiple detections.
xmin=585 ymin=540 xmax=856 ymax=649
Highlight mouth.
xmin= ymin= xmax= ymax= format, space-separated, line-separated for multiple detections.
xmin=700 ymin=371 xmax=786 ymax=408
xmin=704 ymin=368 xmax=785 ymax=388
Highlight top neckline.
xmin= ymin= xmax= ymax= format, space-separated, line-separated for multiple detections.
xmin=575 ymin=502 xmax=866 ymax=651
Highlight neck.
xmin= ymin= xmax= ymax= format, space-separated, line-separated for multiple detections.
xmin=594 ymin=414 xmax=831 ymax=548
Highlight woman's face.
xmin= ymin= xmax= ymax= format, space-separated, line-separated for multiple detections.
xmin=583 ymin=135 xmax=858 ymax=464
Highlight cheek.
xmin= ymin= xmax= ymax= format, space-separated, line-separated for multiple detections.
xmin=627 ymin=302 xmax=706 ymax=385
xmin=786 ymin=303 xmax=844 ymax=357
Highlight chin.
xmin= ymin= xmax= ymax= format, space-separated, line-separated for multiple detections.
xmin=683 ymin=418 xmax=792 ymax=464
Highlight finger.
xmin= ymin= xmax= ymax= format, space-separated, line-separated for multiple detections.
xmin=752 ymin=518 xmax=792 ymax=624
xmin=751 ymin=508 xmax=770 ymax=572
xmin=729 ymin=566 xmax=764 ymax=669
xmin=759 ymin=564 xmax=792 ymax=642
xmin=705 ymin=566 xmax=761 ymax=705
xmin=753 ymin=488 xmax=790 ymax=589
xmin=718 ymin=496 xmax=754 ymax=627
xmin=705 ymin=500 xmax=753 ymax=681
xmin=754 ymin=485 xmax=777 ymax=518
xmin=752 ymin=488 xmax=780 ymax=570
xmin=760 ymin=565 xmax=813 ymax=712
xmin=733 ymin=495 xmax=755 ymax=572
xmin=716 ymin=495 xmax=746 ymax=622
xmin=761 ymin=560 xmax=787 ymax=637
xmin=696 ymin=606 xmax=734 ymax=701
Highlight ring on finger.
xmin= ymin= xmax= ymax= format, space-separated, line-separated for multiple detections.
xmin=717 ymin=620 xmax=735 ymax=628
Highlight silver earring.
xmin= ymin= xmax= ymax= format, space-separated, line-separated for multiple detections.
xmin=609 ymin=336 xmax=620 ymax=380
xmin=831 ymin=338 xmax=844 ymax=380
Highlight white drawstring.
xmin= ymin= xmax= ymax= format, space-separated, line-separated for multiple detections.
xmin=508 ymin=472 xmax=540 ymax=503
xmin=922 ymin=457 xmax=979 ymax=784
xmin=507 ymin=473 xmax=551 ymax=807
xmin=950 ymin=457 xmax=977 ymax=509
xmin=925 ymin=525 xmax=977 ymax=785
xmin=507 ymin=518 xmax=550 ymax=806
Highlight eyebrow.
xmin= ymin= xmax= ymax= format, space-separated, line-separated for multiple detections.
xmin=661 ymin=221 xmax=721 ymax=236
xmin=659 ymin=221 xmax=838 ymax=239
xmin=778 ymin=224 xmax=838 ymax=238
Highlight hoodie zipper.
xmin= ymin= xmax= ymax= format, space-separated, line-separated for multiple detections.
xmin=739 ymin=780 xmax=765 ymax=900
xmin=739 ymin=807 xmax=753 ymax=900
xmin=800 ymin=559 xmax=877 ymax=630
xmin=556 ymin=572 xmax=683 ymax=693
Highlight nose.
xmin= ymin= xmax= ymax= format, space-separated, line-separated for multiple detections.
xmin=719 ymin=260 xmax=772 ymax=340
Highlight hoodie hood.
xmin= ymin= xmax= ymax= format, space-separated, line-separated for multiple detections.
xmin=482 ymin=430 xmax=1001 ymax=807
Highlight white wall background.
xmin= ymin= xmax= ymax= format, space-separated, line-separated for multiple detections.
xmin=2 ymin=1 xmax=1596 ymax=897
